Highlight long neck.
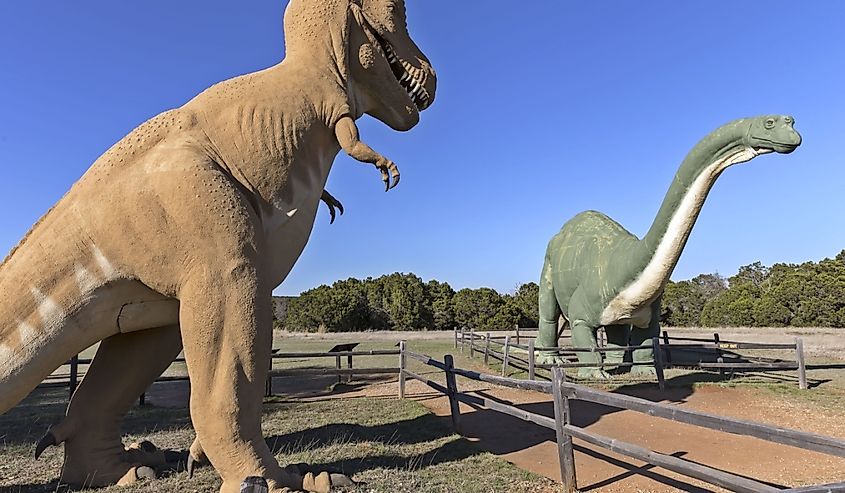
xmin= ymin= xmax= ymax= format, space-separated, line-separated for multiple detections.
xmin=637 ymin=121 xmax=756 ymax=288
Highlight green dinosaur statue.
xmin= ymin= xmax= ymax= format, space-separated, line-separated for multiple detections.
xmin=0 ymin=0 xmax=435 ymax=492
xmin=537 ymin=116 xmax=801 ymax=379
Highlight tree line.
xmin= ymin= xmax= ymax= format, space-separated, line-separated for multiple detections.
xmin=282 ymin=272 xmax=540 ymax=332
xmin=280 ymin=250 xmax=845 ymax=332
xmin=662 ymin=250 xmax=845 ymax=328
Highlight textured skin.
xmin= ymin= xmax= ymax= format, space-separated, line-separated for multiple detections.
xmin=538 ymin=116 xmax=801 ymax=378
xmin=0 ymin=1 xmax=435 ymax=492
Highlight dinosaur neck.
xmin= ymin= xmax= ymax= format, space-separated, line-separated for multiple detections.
xmin=636 ymin=121 xmax=757 ymax=294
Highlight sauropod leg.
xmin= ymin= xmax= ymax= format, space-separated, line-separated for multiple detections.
xmin=536 ymin=258 xmax=565 ymax=365
xmin=603 ymin=324 xmax=631 ymax=366
xmin=178 ymin=263 xmax=303 ymax=493
xmin=40 ymin=325 xmax=182 ymax=487
xmin=630 ymin=296 xmax=661 ymax=377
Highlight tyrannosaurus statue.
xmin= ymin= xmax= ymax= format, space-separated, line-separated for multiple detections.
xmin=536 ymin=116 xmax=801 ymax=379
xmin=0 ymin=0 xmax=436 ymax=492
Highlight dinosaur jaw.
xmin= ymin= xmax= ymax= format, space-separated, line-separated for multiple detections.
xmin=382 ymin=42 xmax=432 ymax=111
xmin=363 ymin=24 xmax=433 ymax=112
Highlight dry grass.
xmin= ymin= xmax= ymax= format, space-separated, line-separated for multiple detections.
xmin=0 ymin=387 xmax=563 ymax=493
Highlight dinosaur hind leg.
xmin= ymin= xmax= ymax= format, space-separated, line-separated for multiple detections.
xmin=41 ymin=325 xmax=182 ymax=487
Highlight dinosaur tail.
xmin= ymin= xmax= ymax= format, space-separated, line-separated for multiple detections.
xmin=0 ymin=202 xmax=112 ymax=414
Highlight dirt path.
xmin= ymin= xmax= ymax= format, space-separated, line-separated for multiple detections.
xmin=135 ymin=329 xmax=845 ymax=492
xmin=139 ymin=372 xmax=845 ymax=492
xmin=391 ymin=380 xmax=845 ymax=492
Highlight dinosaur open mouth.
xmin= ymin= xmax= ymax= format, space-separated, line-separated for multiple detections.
xmin=367 ymin=29 xmax=432 ymax=111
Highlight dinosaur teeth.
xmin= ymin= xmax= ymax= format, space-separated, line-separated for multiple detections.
xmin=378 ymin=39 xmax=429 ymax=111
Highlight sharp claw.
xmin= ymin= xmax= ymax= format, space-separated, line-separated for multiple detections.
xmin=187 ymin=454 xmax=197 ymax=479
xmin=336 ymin=201 xmax=344 ymax=216
xmin=379 ymin=166 xmax=390 ymax=191
xmin=34 ymin=431 xmax=56 ymax=459
xmin=328 ymin=206 xmax=336 ymax=224
xmin=387 ymin=162 xmax=400 ymax=190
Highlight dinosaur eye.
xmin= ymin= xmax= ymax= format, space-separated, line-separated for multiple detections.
xmin=764 ymin=118 xmax=776 ymax=129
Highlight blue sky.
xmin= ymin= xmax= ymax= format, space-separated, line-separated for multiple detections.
xmin=1 ymin=1 xmax=844 ymax=296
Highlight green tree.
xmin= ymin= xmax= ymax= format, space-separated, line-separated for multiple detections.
xmin=662 ymin=273 xmax=726 ymax=326
xmin=701 ymin=281 xmax=760 ymax=327
xmin=426 ymin=280 xmax=455 ymax=330
xmin=284 ymin=284 xmax=332 ymax=332
xmin=512 ymin=282 xmax=539 ymax=327
xmin=452 ymin=287 xmax=504 ymax=331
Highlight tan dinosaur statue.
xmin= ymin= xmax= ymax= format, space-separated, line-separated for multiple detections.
xmin=0 ymin=0 xmax=435 ymax=492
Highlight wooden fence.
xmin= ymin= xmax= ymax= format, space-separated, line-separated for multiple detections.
xmin=53 ymin=347 xmax=401 ymax=403
xmin=399 ymin=346 xmax=845 ymax=493
xmin=456 ymin=327 xmax=808 ymax=390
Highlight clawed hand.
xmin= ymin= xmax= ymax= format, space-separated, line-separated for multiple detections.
xmin=376 ymin=158 xmax=400 ymax=191
xmin=320 ymin=190 xmax=344 ymax=224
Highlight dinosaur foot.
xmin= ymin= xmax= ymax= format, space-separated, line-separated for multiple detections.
xmin=630 ymin=365 xmax=658 ymax=378
xmin=281 ymin=463 xmax=355 ymax=493
xmin=35 ymin=429 xmax=167 ymax=487
xmin=189 ymin=437 xmax=354 ymax=493
xmin=228 ymin=468 xmax=354 ymax=493
xmin=187 ymin=437 xmax=209 ymax=479
xmin=576 ymin=367 xmax=612 ymax=380
xmin=535 ymin=351 xmax=567 ymax=366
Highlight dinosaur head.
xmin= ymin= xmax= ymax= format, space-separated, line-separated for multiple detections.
xmin=283 ymin=0 xmax=436 ymax=131
xmin=746 ymin=115 xmax=802 ymax=154
xmin=347 ymin=0 xmax=437 ymax=130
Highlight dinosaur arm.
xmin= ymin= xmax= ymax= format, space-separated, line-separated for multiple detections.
xmin=320 ymin=190 xmax=344 ymax=224
xmin=334 ymin=116 xmax=400 ymax=191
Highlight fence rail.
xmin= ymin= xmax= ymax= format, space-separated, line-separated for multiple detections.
xmin=456 ymin=327 xmax=809 ymax=390
xmin=51 ymin=347 xmax=401 ymax=403
xmin=399 ymin=346 xmax=845 ymax=493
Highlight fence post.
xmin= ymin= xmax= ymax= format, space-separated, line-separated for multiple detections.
xmin=460 ymin=327 xmax=465 ymax=354
xmin=796 ymin=337 xmax=807 ymax=390
xmin=469 ymin=329 xmax=475 ymax=358
xmin=454 ymin=327 xmax=458 ymax=349
xmin=265 ymin=350 xmax=274 ymax=397
xmin=335 ymin=354 xmax=342 ymax=385
xmin=652 ymin=337 xmax=666 ymax=391
xmin=347 ymin=352 xmax=354 ymax=383
xmin=484 ymin=332 xmax=491 ymax=365
xmin=502 ymin=335 xmax=511 ymax=377
xmin=444 ymin=354 xmax=461 ymax=433
xmin=69 ymin=355 xmax=79 ymax=399
xmin=528 ymin=339 xmax=536 ymax=381
xmin=399 ymin=341 xmax=407 ymax=399
xmin=516 ymin=324 xmax=520 ymax=345
xmin=714 ymin=333 xmax=724 ymax=378
xmin=552 ymin=367 xmax=577 ymax=492
xmin=662 ymin=330 xmax=672 ymax=365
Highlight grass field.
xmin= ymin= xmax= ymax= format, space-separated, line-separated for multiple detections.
xmin=0 ymin=387 xmax=563 ymax=493
xmin=4 ymin=328 xmax=844 ymax=492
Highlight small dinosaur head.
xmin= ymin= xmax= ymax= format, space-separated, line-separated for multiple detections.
xmin=746 ymin=115 xmax=802 ymax=154
xmin=347 ymin=0 xmax=437 ymax=130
